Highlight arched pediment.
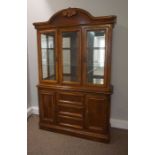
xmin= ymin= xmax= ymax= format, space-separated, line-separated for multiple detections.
xmin=33 ymin=8 xmax=116 ymax=29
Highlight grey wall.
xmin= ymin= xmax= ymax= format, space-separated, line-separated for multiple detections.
xmin=27 ymin=0 xmax=128 ymax=121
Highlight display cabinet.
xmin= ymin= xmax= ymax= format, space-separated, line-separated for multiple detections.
xmin=33 ymin=8 xmax=116 ymax=142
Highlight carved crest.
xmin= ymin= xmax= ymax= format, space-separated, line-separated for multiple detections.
xmin=62 ymin=8 xmax=77 ymax=17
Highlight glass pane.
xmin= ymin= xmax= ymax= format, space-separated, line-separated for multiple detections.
xmin=63 ymin=37 xmax=70 ymax=48
xmin=62 ymin=32 xmax=79 ymax=82
xmin=63 ymin=49 xmax=71 ymax=74
xmin=87 ymin=30 xmax=105 ymax=85
xmin=41 ymin=33 xmax=56 ymax=80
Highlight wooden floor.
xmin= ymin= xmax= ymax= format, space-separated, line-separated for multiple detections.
xmin=28 ymin=115 xmax=128 ymax=155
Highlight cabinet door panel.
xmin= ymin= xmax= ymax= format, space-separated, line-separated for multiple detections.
xmin=39 ymin=91 xmax=55 ymax=123
xmin=85 ymin=95 xmax=109 ymax=133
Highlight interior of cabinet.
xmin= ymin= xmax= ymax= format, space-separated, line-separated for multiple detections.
xmin=61 ymin=29 xmax=81 ymax=83
xmin=41 ymin=32 xmax=56 ymax=80
xmin=86 ymin=30 xmax=106 ymax=85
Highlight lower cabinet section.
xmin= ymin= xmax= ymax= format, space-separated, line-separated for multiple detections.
xmin=38 ymin=88 xmax=111 ymax=142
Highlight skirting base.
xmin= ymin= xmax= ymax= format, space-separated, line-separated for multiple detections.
xmin=39 ymin=122 xmax=110 ymax=143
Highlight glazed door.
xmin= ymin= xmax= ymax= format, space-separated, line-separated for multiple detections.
xmin=59 ymin=28 xmax=81 ymax=85
xmin=83 ymin=26 xmax=110 ymax=87
xmin=38 ymin=29 xmax=58 ymax=83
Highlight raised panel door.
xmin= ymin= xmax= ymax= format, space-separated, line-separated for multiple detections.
xmin=39 ymin=91 xmax=55 ymax=123
xmin=85 ymin=95 xmax=110 ymax=133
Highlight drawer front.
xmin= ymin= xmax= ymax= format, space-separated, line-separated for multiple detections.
xmin=57 ymin=92 xmax=84 ymax=105
xmin=57 ymin=103 xmax=83 ymax=118
xmin=57 ymin=115 xmax=83 ymax=129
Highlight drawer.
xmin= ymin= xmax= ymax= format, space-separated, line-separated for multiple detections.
xmin=57 ymin=115 xmax=83 ymax=129
xmin=57 ymin=92 xmax=84 ymax=105
xmin=57 ymin=103 xmax=83 ymax=118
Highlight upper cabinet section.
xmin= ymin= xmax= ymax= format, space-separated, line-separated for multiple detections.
xmin=34 ymin=8 xmax=116 ymax=89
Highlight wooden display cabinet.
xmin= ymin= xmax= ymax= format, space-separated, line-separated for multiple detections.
xmin=33 ymin=8 xmax=116 ymax=142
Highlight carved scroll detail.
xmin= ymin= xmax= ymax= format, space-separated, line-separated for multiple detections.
xmin=62 ymin=8 xmax=77 ymax=17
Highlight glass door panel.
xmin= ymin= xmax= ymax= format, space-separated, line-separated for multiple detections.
xmin=86 ymin=30 xmax=105 ymax=85
xmin=61 ymin=31 xmax=80 ymax=83
xmin=40 ymin=32 xmax=56 ymax=81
